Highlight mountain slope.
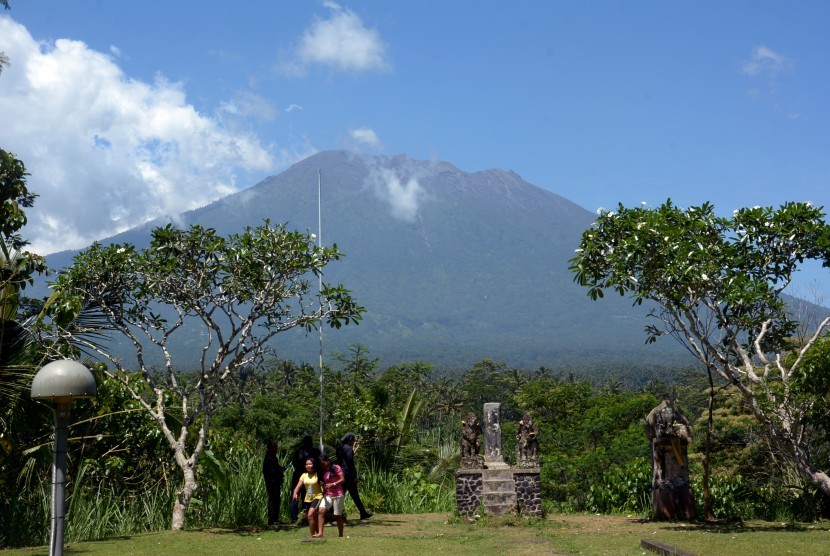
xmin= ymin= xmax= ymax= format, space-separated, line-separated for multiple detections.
xmin=43 ymin=151 xmax=692 ymax=369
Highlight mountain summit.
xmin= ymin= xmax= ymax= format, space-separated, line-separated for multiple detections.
xmin=45 ymin=150 xmax=689 ymax=369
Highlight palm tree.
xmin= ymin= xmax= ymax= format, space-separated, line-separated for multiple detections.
xmin=432 ymin=377 xmax=464 ymax=422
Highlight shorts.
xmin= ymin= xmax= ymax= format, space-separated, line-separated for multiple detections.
xmin=307 ymin=498 xmax=322 ymax=509
xmin=319 ymin=495 xmax=344 ymax=516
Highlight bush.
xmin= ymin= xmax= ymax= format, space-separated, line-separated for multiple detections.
xmin=355 ymin=461 xmax=455 ymax=514
xmin=586 ymin=458 xmax=651 ymax=514
xmin=692 ymin=473 xmax=830 ymax=522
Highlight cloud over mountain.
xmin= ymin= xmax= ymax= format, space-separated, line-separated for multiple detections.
xmin=0 ymin=17 xmax=276 ymax=255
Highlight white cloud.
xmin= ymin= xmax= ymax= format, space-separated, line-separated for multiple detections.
xmin=219 ymin=90 xmax=278 ymax=122
xmin=742 ymin=46 xmax=792 ymax=77
xmin=278 ymin=3 xmax=390 ymax=75
xmin=365 ymin=161 xmax=428 ymax=222
xmin=0 ymin=18 xmax=277 ymax=255
xmin=349 ymin=126 xmax=382 ymax=149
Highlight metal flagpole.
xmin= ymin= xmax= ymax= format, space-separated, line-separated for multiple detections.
xmin=317 ymin=168 xmax=325 ymax=455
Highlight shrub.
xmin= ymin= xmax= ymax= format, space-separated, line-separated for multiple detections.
xmin=586 ymin=458 xmax=651 ymax=514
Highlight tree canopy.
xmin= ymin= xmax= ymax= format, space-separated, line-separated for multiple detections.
xmin=570 ymin=199 xmax=830 ymax=498
xmin=41 ymin=221 xmax=363 ymax=530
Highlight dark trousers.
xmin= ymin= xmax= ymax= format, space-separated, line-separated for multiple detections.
xmin=289 ymin=497 xmax=302 ymax=522
xmin=346 ymin=480 xmax=369 ymax=518
xmin=266 ymin=484 xmax=281 ymax=524
xmin=289 ymin=473 xmax=303 ymax=522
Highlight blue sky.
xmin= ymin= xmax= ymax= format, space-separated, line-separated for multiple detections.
xmin=1 ymin=1 xmax=829 ymax=300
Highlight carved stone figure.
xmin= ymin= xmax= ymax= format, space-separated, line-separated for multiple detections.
xmin=460 ymin=412 xmax=483 ymax=469
xmin=645 ymin=398 xmax=694 ymax=519
xmin=516 ymin=412 xmax=539 ymax=468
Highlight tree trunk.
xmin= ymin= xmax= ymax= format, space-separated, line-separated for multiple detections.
xmin=171 ymin=457 xmax=198 ymax=531
xmin=751 ymin=418 xmax=830 ymax=502
xmin=702 ymin=368 xmax=715 ymax=520
xmin=747 ymin=398 xmax=830 ymax=502
xmin=795 ymin=450 xmax=830 ymax=499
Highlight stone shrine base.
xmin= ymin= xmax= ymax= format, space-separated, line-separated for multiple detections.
xmin=455 ymin=468 xmax=542 ymax=517
xmin=652 ymin=484 xmax=695 ymax=520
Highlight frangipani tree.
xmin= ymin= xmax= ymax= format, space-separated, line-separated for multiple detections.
xmin=570 ymin=200 xmax=830 ymax=497
xmin=1 ymin=148 xmax=47 ymax=399
xmin=42 ymin=222 xmax=363 ymax=530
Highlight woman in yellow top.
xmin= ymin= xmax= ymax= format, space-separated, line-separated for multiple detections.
xmin=292 ymin=457 xmax=324 ymax=538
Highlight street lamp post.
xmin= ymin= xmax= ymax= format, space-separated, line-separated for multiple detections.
xmin=30 ymin=360 xmax=97 ymax=556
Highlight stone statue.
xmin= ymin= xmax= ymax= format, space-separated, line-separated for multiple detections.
xmin=460 ymin=412 xmax=483 ymax=469
xmin=645 ymin=398 xmax=694 ymax=519
xmin=516 ymin=412 xmax=539 ymax=468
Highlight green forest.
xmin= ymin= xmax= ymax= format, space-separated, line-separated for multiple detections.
xmin=5 ymin=348 xmax=830 ymax=548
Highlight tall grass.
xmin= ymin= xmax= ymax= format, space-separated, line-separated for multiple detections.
xmin=0 ymin=482 xmax=50 ymax=548
xmin=65 ymin=462 xmax=173 ymax=541
xmin=1 ymin=463 xmax=175 ymax=547
xmin=355 ymin=460 xmax=455 ymax=514
xmin=194 ymin=450 xmax=269 ymax=528
xmin=2 ymin=447 xmax=457 ymax=548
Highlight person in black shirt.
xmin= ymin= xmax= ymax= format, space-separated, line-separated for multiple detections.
xmin=337 ymin=432 xmax=372 ymax=519
xmin=262 ymin=440 xmax=285 ymax=525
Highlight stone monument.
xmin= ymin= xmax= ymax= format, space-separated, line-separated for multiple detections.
xmin=645 ymin=398 xmax=695 ymax=519
xmin=455 ymin=403 xmax=542 ymax=517
xmin=483 ymin=402 xmax=508 ymax=469
xmin=516 ymin=412 xmax=539 ymax=468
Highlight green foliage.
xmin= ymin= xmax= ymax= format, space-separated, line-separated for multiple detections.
xmin=40 ymin=221 xmax=364 ymax=527
xmin=0 ymin=151 xmax=57 ymax=547
xmin=688 ymin=472 xmax=827 ymax=521
xmin=212 ymin=360 xmax=320 ymax=447
xmin=693 ymin=473 xmax=748 ymax=520
xmin=515 ymin=375 xmax=657 ymax=512
xmin=190 ymin=449 xmax=267 ymax=529
xmin=355 ymin=461 xmax=454 ymax=514
xmin=334 ymin=343 xmax=380 ymax=387
xmin=68 ymin=371 xmax=172 ymax=489
xmin=570 ymin=199 xmax=830 ymax=501
xmin=460 ymin=359 xmax=522 ymax=418
xmin=688 ymin=384 xmax=830 ymax=521
xmin=0 ymin=482 xmax=49 ymax=548
xmin=1 ymin=149 xmax=40 ymax=255
xmin=1 ymin=149 xmax=47 ymax=405
xmin=793 ymin=337 xmax=830 ymax=445
xmin=47 ymin=221 xmax=364 ymax=336
xmin=10 ymin=348 xmax=830 ymax=545
xmin=65 ymin=462 xmax=173 ymax=541
xmin=586 ymin=458 xmax=651 ymax=514
xmin=570 ymin=201 xmax=829 ymax=342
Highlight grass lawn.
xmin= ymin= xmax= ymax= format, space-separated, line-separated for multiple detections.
xmin=6 ymin=513 xmax=830 ymax=555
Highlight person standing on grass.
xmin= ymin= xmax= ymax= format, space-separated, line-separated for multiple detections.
xmin=337 ymin=432 xmax=372 ymax=520
xmin=292 ymin=457 xmax=324 ymax=538
xmin=317 ymin=455 xmax=346 ymax=537
xmin=262 ymin=440 xmax=285 ymax=525
xmin=289 ymin=435 xmax=321 ymax=522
